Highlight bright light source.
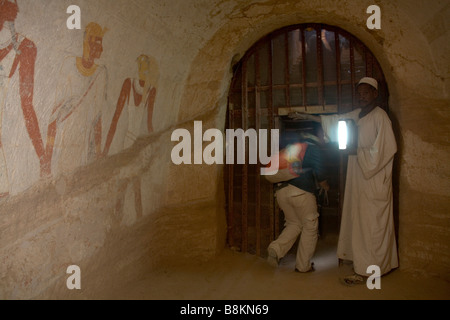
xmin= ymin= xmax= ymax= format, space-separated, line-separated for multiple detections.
xmin=338 ymin=120 xmax=348 ymax=150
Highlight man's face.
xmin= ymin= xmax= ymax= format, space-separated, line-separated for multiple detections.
xmin=357 ymin=84 xmax=378 ymax=108
xmin=88 ymin=36 xmax=103 ymax=60
xmin=138 ymin=60 xmax=150 ymax=81
xmin=0 ymin=1 xmax=19 ymax=32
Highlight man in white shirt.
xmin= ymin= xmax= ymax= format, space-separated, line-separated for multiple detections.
xmin=290 ymin=77 xmax=398 ymax=285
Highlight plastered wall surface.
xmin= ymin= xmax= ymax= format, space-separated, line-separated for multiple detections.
xmin=0 ymin=0 xmax=448 ymax=298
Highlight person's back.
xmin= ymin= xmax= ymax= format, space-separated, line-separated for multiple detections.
xmin=287 ymin=132 xmax=326 ymax=195
xmin=266 ymin=128 xmax=328 ymax=273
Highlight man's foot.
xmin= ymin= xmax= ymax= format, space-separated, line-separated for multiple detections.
xmin=340 ymin=273 xmax=367 ymax=286
xmin=295 ymin=262 xmax=315 ymax=273
xmin=267 ymin=247 xmax=279 ymax=267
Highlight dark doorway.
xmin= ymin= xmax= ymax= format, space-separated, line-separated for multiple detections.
xmin=224 ymin=23 xmax=389 ymax=258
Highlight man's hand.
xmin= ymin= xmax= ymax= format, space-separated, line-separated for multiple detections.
xmin=341 ymin=144 xmax=357 ymax=156
xmin=288 ymin=112 xmax=321 ymax=122
xmin=319 ymin=180 xmax=330 ymax=192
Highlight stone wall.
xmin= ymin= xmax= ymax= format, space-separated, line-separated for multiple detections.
xmin=178 ymin=0 xmax=450 ymax=279
xmin=0 ymin=0 xmax=448 ymax=299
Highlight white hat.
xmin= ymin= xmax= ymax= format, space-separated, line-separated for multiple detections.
xmin=357 ymin=77 xmax=378 ymax=91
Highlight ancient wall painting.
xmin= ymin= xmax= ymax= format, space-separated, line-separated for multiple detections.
xmin=45 ymin=22 xmax=108 ymax=177
xmin=103 ymin=54 xmax=159 ymax=156
xmin=0 ymin=0 xmax=46 ymax=198
xmin=104 ymin=54 xmax=159 ymax=226
xmin=0 ymin=0 xmax=161 ymax=200
xmin=112 ymin=176 xmax=143 ymax=227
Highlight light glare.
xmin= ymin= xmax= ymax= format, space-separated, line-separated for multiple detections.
xmin=338 ymin=120 xmax=348 ymax=150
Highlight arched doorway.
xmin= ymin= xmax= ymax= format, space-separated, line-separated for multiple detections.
xmin=224 ymin=23 xmax=389 ymax=257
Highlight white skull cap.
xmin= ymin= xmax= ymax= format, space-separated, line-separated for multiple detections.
xmin=357 ymin=77 xmax=378 ymax=91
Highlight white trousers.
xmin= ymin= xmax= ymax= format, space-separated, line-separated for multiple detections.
xmin=269 ymin=185 xmax=319 ymax=272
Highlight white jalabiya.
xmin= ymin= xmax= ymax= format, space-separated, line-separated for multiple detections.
xmin=321 ymin=107 xmax=398 ymax=276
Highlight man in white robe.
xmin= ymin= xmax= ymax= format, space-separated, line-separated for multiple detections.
xmin=290 ymin=77 xmax=398 ymax=285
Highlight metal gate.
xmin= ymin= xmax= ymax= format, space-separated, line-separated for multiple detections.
xmin=224 ymin=23 xmax=389 ymax=257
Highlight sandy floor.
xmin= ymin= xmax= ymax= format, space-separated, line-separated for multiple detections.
xmin=100 ymin=233 xmax=450 ymax=300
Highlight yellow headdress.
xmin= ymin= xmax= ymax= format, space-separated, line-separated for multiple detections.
xmin=82 ymin=22 xmax=108 ymax=58
xmin=136 ymin=54 xmax=159 ymax=88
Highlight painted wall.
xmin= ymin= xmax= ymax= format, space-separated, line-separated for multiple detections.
xmin=0 ymin=0 xmax=218 ymax=196
xmin=0 ymin=0 xmax=448 ymax=298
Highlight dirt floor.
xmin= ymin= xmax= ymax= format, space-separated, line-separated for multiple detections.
xmin=97 ymin=230 xmax=449 ymax=300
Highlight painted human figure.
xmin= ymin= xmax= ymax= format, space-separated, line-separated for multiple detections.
xmin=0 ymin=0 xmax=47 ymax=197
xmin=103 ymin=54 xmax=158 ymax=226
xmin=45 ymin=22 xmax=108 ymax=176
xmin=103 ymin=54 xmax=157 ymax=156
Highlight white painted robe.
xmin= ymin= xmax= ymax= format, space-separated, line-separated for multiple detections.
xmin=321 ymin=107 xmax=398 ymax=276
xmin=0 ymin=36 xmax=15 ymax=195
xmin=0 ymin=33 xmax=40 ymax=196
xmin=124 ymin=79 xmax=153 ymax=148
xmin=51 ymin=57 xmax=107 ymax=176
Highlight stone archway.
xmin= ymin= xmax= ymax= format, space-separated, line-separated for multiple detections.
xmin=224 ymin=23 xmax=390 ymax=257
xmin=172 ymin=0 xmax=448 ymax=278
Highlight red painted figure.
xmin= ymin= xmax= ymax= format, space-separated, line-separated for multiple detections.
xmin=103 ymin=54 xmax=157 ymax=156
xmin=0 ymin=0 xmax=48 ymax=198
